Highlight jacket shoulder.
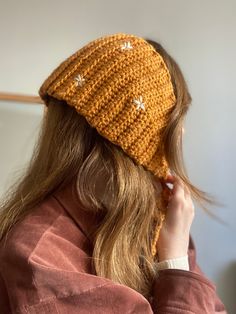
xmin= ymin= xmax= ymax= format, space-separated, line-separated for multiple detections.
xmin=0 ymin=195 xmax=155 ymax=313
xmin=0 ymin=195 xmax=96 ymax=311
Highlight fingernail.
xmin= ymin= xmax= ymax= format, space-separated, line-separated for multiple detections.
xmin=166 ymin=182 xmax=173 ymax=189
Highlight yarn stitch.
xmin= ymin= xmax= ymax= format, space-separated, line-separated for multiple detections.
xmin=38 ymin=32 xmax=177 ymax=257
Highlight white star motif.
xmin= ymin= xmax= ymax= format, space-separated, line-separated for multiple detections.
xmin=133 ymin=96 xmax=145 ymax=111
xmin=121 ymin=41 xmax=133 ymax=50
xmin=74 ymin=74 xmax=85 ymax=87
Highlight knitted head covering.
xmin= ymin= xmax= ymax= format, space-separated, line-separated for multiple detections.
xmin=38 ymin=32 xmax=176 ymax=257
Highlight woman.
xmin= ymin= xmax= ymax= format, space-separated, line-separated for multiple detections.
xmin=0 ymin=33 xmax=227 ymax=313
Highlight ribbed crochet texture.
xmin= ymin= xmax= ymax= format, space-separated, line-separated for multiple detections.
xmin=38 ymin=32 xmax=177 ymax=257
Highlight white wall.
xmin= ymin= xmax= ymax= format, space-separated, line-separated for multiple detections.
xmin=0 ymin=0 xmax=235 ymax=312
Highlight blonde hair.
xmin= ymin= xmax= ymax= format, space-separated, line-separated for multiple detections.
xmin=0 ymin=39 xmax=224 ymax=299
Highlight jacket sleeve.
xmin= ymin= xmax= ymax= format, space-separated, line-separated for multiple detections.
xmin=149 ymin=234 xmax=228 ymax=313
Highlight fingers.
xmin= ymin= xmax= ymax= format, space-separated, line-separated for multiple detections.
xmin=164 ymin=174 xmax=190 ymax=200
xmin=165 ymin=175 xmax=184 ymax=196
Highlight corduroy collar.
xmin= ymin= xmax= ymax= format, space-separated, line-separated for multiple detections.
xmin=52 ymin=177 xmax=104 ymax=245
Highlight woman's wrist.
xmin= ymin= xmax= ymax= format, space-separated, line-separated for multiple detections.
xmin=158 ymin=250 xmax=188 ymax=262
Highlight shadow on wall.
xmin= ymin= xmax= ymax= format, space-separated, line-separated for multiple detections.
xmin=216 ymin=261 xmax=236 ymax=314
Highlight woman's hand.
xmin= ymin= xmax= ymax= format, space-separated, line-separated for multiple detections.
xmin=156 ymin=174 xmax=195 ymax=261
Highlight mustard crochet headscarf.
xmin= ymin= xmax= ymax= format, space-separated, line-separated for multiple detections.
xmin=38 ymin=32 xmax=176 ymax=257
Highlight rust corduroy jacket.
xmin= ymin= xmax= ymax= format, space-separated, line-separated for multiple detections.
xmin=0 ymin=178 xmax=227 ymax=313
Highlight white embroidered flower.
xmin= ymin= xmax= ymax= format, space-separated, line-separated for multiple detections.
xmin=121 ymin=41 xmax=133 ymax=50
xmin=74 ymin=74 xmax=85 ymax=87
xmin=133 ymin=96 xmax=145 ymax=111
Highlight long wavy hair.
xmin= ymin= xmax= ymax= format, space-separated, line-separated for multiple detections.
xmin=0 ymin=38 xmax=225 ymax=299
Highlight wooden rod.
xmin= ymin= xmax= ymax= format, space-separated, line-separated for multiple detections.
xmin=0 ymin=92 xmax=43 ymax=104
